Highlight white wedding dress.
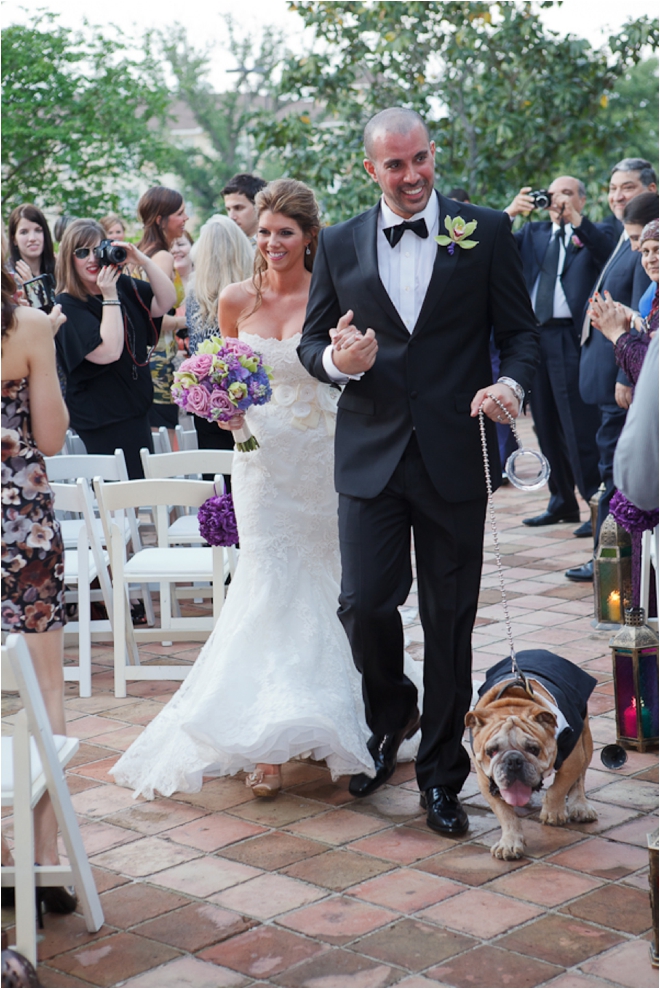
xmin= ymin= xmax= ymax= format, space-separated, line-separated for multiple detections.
xmin=113 ymin=333 xmax=422 ymax=800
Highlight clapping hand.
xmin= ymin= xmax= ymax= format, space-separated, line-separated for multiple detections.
xmin=330 ymin=310 xmax=378 ymax=375
xmin=96 ymin=263 xmax=121 ymax=299
xmin=588 ymin=291 xmax=629 ymax=344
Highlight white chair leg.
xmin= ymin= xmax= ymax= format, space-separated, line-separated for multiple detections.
xmin=112 ymin=530 xmax=127 ymax=698
xmin=12 ymin=710 xmax=37 ymax=966
xmin=77 ymin=530 xmax=92 ymax=698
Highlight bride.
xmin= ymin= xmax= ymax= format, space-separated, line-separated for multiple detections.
xmin=112 ymin=179 xmax=383 ymax=800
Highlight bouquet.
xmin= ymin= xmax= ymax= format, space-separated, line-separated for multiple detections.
xmin=172 ymin=335 xmax=273 ymax=451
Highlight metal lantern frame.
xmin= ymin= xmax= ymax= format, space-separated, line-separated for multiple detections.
xmin=594 ymin=514 xmax=633 ymax=628
xmin=610 ymin=609 xmax=659 ymax=752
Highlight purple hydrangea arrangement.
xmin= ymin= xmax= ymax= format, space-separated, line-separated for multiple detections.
xmin=197 ymin=492 xmax=239 ymax=547
xmin=172 ymin=336 xmax=272 ymax=451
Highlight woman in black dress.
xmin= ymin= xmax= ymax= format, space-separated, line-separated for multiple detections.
xmin=54 ymin=219 xmax=176 ymax=478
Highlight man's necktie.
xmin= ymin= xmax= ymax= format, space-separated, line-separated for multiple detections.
xmin=383 ymin=217 xmax=429 ymax=248
xmin=580 ymin=231 xmax=626 ymax=345
xmin=535 ymin=226 xmax=563 ymax=325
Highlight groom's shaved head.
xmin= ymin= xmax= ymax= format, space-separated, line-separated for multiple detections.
xmin=364 ymin=108 xmax=430 ymax=160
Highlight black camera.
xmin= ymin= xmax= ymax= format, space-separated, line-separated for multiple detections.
xmin=529 ymin=189 xmax=552 ymax=210
xmin=93 ymin=239 xmax=128 ymax=266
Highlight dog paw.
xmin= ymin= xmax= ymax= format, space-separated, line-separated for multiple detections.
xmin=491 ymin=837 xmax=525 ymax=860
xmin=539 ymin=806 xmax=567 ymax=826
xmin=567 ymin=801 xmax=597 ymax=823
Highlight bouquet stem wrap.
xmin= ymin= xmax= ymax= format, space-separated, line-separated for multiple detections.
xmin=231 ymin=423 xmax=259 ymax=452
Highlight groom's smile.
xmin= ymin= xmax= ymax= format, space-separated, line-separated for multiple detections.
xmin=363 ymin=121 xmax=436 ymax=219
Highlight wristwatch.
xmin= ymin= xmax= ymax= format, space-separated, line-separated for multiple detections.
xmin=497 ymin=376 xmax=524 ymax=411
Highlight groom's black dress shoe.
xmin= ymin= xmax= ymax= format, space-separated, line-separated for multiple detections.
xmin=565 ymin=560 xmax=594 ymax=582
xmin=421 ymin=786 xmax=469 ymax=835
xmin=523 ymin=510 xmax=581 ymax=527
xmin=349 ymin=708 xmax=421 ymax=798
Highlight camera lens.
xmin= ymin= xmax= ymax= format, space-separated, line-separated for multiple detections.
xmin=108 ymin=245 xmax=128 ymax=265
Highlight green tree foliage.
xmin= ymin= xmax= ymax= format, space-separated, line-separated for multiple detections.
xmin=253 ymin=1 xmax=658 ymax=222
xmin=161 ymin=20 xmax=285 ymax=220
xmin=2 ymin=13 xmax=171 ymax=216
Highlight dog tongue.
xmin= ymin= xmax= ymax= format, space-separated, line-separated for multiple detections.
xmin=500 ymin=780 xmax=533 ymax=807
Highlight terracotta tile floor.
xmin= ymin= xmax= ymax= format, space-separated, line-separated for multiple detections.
xmin=2 ymin=423 xmax=658 ymax=987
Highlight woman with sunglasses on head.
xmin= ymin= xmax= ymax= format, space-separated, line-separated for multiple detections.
xmin=135 ymin=187 xmax=189 ymax=445
xmin=54 ymin=219 xmax=176 ymax=478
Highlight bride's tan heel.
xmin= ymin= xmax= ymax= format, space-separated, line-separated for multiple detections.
xmin=246 ymin=764 xmax=282 ymax=798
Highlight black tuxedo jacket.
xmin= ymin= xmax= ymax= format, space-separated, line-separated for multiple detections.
xmin=579 ymin=237 xmax=651 ymax=407
xmin=514 ymin=216 xmax=618 ymax=338
xmin=299 ymin=193 xmax=539 ymax=502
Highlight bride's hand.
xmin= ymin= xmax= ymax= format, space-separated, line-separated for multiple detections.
xmin=218 ymin=413 xmax=246 ymax=431
xmin=330 ymin=310 xmax=360 ymax=350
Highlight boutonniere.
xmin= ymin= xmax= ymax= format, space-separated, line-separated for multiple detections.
xmin=435 ymin=215 xmax=479 ymax=255
xmin=571 ymin=234 xmax=584 ymax=249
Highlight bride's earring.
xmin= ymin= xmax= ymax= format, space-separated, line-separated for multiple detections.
xmin=306 ymin=246 xmax=311 ymax=255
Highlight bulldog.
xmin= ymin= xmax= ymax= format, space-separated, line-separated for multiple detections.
xmin=466 ymin=650 xmax=598 ymax=860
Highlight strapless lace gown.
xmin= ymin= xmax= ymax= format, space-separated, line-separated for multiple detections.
xmin=113 ymin=333 xmax=392 ymax=799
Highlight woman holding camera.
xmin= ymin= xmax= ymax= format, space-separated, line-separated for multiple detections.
xmin=8 ymin=204 xmax=56 ymax=288
xmin=54 ymin=219 xmax=176 ymax=478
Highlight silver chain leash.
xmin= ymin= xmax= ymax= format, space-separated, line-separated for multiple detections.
xmin=478 ymin=394 xmax=531 ymax=688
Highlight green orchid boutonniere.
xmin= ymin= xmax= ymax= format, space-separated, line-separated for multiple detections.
xmin=435 ymin=215 xmax=479 ymax=255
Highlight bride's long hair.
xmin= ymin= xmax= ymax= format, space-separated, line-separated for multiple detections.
xmin=246 ymin=179 xmax=320 ymax=320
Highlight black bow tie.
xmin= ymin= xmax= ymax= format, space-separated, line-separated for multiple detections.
xmin=383 ymin=217 xmax=429 ymax=248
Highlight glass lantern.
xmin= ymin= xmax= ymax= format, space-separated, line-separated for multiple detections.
xmin=610 ymin=608 xmax=659 ymax=752
xmin=593 ymin=514 xmax=632 ymax=626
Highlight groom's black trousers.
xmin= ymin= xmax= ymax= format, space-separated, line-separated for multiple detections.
xmin=338 ymin=432 xmax=486 ymax=794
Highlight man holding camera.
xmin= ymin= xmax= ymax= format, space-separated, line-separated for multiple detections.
xmin=505 ymin=177 xmax=618 ymax=535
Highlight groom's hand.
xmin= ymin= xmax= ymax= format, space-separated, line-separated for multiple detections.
xmin=470 ymin=382 xmax=519 ymax=422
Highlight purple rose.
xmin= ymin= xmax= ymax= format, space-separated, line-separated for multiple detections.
xmin=186 ymin=384 xmax=212 ymax=417
xmin=223 ymin=338 xmax=254 ymax=356
xmin=209 ymin=389 xmax=237 ymax=421
xmin=183 ymin=353 xmax=214 ymax=379
xmin=197 ymin=493 xmax=239 ymax=546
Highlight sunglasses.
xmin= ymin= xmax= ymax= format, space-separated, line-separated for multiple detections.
xmin=73 ymin=246 xmax=99 ymax=259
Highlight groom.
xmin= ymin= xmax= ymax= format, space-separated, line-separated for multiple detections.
xmin=298 ymin=108 xmax=539 ymax=835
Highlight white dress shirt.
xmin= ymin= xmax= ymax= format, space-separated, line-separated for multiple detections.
xmin=322 ymin=194 xmax=439 ymax=381
xmin=529 ymin=222 xmax=573 ymax=320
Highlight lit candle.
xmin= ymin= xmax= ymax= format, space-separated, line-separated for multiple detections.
xmin=608 ymin=590 xmax=621 ymax=622
xmin=623 ymin=699 xmax=637 ymax=737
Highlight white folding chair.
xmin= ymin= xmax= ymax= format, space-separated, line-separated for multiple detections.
xmin=63 ymin=429 xmax=87 ymax=456
xmin=1 ymin=635 xmax=104 ymax=965
xmin=175 ymin=423 xmax=199 ymax=450
xmin=50 ymin=480 xmax=112 ymax=697
xmin=140 ymin=448 xmax=235 ymax=546
xmin=94 ymin=477 xmax=227 ymax=696
xmin=45 ymin=449 xmax=155 ymax=627
xmin=150 ymin=426 xmax=172 ymax=454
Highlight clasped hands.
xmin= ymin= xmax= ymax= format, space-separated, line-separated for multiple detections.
xmin=329 ymin=310 xmax=518 ymax=422
xmin=588 ymin=290 xmax=636 ymax=344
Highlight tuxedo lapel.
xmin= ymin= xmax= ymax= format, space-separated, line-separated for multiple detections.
xmin=353 ymin=206 xmax=408 ymax=336
xmin=413 ymin=193 xmax=461 ymax=336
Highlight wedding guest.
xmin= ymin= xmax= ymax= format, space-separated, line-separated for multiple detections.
xmin=622 ymin=192 xmax=659 ymax=251
xmin=136 ymin=186 xmax=189 ymax=443
xmin=53 ymin=215 xmax=73 ymax=245
xmin=185 ymin=216 xmax=252 ymax=455
xmin=54 ymin=219 xmax=175 ymax=477
xmin=112 ymin=180 xmax=397 ymax=801
xmin=7 ymin=205 xmax=56 ymax=303
xmin=568 ymin=157 xmax=656 ymax=582
xmin=614 ymin=333 xmax=658 ymax=511
xmin=222 ymin=173 xmax=267 ymax=243
xmin=1 ymin=264 xmax=76 ymax=918
xmin=447 ymin=187 xmax=471 ymax=203
xmin=506 ymin=175 xmax=616 ymax=537
xmin=100 ymin=213 xmax=127 ymax=241
xmin=171 ymin=231 xmax=194 ymax=300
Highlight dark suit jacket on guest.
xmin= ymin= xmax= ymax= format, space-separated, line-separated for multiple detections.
xmin=514 ymin=215 xmax=619 ymax=335
xmin=579 ymin=234 xmax=651 ymax=407
xmin=298 ymin=192 xmax=539 ymax=503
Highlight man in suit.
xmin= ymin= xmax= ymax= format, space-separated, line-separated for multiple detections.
xmin=566 ymin=157 xmax=656 ymax=582
xmin=298 ymin=108 xmax=539 ymax=835
xmin=504 ymin=177 xmax=617 ymax=535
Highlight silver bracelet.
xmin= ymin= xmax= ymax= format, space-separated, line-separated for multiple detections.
xmin=102 ymin=300 xmax=121 ymax=306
